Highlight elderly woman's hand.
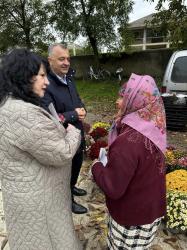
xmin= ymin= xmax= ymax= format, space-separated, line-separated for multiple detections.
xmin=92 ymin=159 xmax=100 ymax=166
xmin=88 ymin=159 xmax=100 ymax=181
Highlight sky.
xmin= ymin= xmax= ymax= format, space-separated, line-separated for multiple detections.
xmin=129 ymin=0 xmax=164 ymax=22
xmin=76 ymin=0 xmax=160 ymax=44
xmin=75 ymin=0 xmax=187 ymax=45
xmin=130 ymin=0 xmax=187 ymax=22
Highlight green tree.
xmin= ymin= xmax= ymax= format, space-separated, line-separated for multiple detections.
xmin=0 ymin=0 xmax=53 ymax=53
xmin=47 ymin=0 xmax=133 ymax=63
xmin=148 ymin=0 xmax=187 ymax=49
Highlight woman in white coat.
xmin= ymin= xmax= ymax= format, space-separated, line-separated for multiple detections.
xmin=0 ymin=49 xmax=82 ymax=250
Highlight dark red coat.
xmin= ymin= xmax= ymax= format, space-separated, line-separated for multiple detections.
xmin=92 ymin=125 xmax=166 ymax=226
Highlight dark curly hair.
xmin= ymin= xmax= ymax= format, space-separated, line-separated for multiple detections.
xmin=0 ymin=48 xmax=49 ymax=106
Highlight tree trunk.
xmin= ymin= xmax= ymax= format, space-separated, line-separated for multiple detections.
xmin=87 ymin=33 xmax=99 ymax=67
xmin=79 ymin=0 xmax=100 ymax=67
xmin=24 ymin=29 xmax=32 ymax=49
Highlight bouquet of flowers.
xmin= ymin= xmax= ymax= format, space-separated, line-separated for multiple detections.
xmin=85 ymin=121 xmax=110 ymax=160
xmin=90 ymin=127 xmax=108 ymax=141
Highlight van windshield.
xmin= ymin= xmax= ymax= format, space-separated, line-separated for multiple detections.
xmin=171 ymin=56 xmax=187 ymax=83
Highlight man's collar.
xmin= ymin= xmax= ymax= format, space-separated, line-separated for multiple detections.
xmin=56 ymin=74 xmax=67 ymax=85
xmin=52 ymin=71 xmax=67 ymax=85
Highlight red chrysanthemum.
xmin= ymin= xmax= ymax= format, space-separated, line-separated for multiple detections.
xmin=89 ymin=140 xmax=108 ymax=160
xmin=89 ymin=127 xmax=108 ymax=141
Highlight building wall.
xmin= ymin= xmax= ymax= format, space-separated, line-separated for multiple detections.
xmin=71 ymin=49 xmax=173 ymax=80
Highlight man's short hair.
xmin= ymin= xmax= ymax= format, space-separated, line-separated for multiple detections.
xmin=48 ymin=43 xmax=68 ymax=56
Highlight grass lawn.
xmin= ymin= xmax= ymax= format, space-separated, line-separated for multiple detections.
xmin=76 ymin=77 xmax=162 ymax=114
xmin=76 ymin=80 xmax=119 ymax=115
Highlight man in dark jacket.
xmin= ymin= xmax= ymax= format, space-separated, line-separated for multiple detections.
xmin=41 ymin=43 xmax=87 ymax=214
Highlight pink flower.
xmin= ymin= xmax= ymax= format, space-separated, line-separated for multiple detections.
xmin=178 ymin=157 xmax=187 ymax=167
xmin=58 ymin=114 xmax=65 ymax=123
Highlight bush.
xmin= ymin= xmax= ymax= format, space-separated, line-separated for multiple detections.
xmin=166 ymin=191 xmax=187 ymax=233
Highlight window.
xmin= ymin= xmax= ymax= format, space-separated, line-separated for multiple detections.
xmin=132 ymin=29 xmax=143 ymax=44
xmin=171 ymin=57 xmax=187 ymax=83
xmin=146 ymin=28 xmax=167 ymax=43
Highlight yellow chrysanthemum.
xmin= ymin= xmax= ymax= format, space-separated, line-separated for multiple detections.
xmin=165 ymin=150 xmax=176 ymax=165
xmin=166 ymin=170 xmax=187 ymax=193
xmin=92 ymin=122 xmax=110 ymax=131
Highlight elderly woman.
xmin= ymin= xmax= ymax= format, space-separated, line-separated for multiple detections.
xmin=92 ymin=74 xmax=167 ymax=249
xmin=0 ymin=49 xmax=82 ymax=250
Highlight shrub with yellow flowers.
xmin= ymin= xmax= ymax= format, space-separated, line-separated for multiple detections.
xmin=165 ymin=147 xmax=187 ymax=233
xmin=165 ymin=148 xmax=186 ymax=164
xmin=166 ymin=191 xmax=187 ymax=233
xmin=165 ymin=150 xmax=176 ymax=165
xmin=166 ymin=169 xmax=187 ymax=193
xmin=165 ymin=147 xmax=187 ymax=172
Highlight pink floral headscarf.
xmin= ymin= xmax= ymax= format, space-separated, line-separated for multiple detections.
xmin=109 ymin=73 xmax=167 ymax=153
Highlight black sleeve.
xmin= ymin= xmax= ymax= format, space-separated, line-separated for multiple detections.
xmin=62 ymin=110 xmax=79 ymax=124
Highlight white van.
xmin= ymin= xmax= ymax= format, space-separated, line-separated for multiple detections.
xmin=161 ymin=50 xmax=187 ymax=130
xmin=162 ymin=50 xmax=187 ymax=94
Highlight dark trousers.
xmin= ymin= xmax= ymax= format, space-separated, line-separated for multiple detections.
xmin=70 ymin=150 xmax=84 ymax=189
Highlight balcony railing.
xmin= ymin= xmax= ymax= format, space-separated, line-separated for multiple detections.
xmin=146 ymin=36 xmax=168 ymax=43
xmin=132 ymin=36 xmax=168 ymax=44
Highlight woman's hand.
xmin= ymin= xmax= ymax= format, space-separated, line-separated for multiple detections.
xmin=66 ymin=123 xmax=75 ymax=131
xmin=75 ymin=108 xmax=86 ymax=121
